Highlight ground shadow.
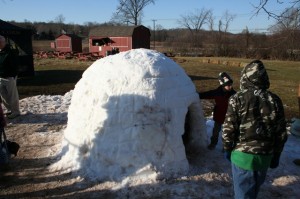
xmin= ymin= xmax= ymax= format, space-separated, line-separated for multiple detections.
xmin=18 ymin=70 xmax=85 ymax=86
xmin=8 ymin=112 xmax=68 ymax=125
xmin=0 ymin=152 xmax=233 ymax=199
xmin=0 ymin=156 xmax=116 ymax=198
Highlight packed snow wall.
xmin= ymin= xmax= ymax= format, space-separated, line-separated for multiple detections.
xmin=52 ymin=49 xmax=207 ymax=181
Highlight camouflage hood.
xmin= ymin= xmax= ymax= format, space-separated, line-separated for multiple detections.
xmin=240 ymin=60 xmax=270 ymax=90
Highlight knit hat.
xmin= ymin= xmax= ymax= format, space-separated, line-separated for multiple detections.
xmin=218 ymin=72 xmax=233 ymax=86
xmin=240 ymin=60 xmax=270 ymax=90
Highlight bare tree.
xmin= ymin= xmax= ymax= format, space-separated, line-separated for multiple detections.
xmin=55 ymin=14 xmax=66 ymax=34
xmin=111 ymin=0 xmax=155 ymax=25
xmin=253 ymin=0 xmax=300 ymax=20
xmin=178 ymin=8 xmax=212 ymax=34
xmin=213 ymin=11 xmax=236 ymax=56
xmin=242 ymin=26 xmax=250 ymax=49
xmin=178 ymin=8 xmax=213 ymax=47
xmin=55 ymin=14 xmax=65 ymax=24
xmin=207 ymin=13 xmax=215 ymax=32
xmin=269 ymin=8 xmax=300 ymax=59
xmin=251 ymin=0 xmax=300 ymax=60
xmin=271 ymin=8 xmax=300 ymax=31
xmin=153 ymin=24 xmax=168 ymax=42
xmin=219 ymin=11 xmax=235 ymax=33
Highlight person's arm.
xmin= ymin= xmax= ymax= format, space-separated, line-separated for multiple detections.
xmin=270 ymin=94 xmax=288 ymax=168
xmin=273 ymin=95 xmax=288 ymax=153
xmin=199 ymin=88 xmax=218 ymax=99
xmin=222 ymin=96 xmax=239 ymax=152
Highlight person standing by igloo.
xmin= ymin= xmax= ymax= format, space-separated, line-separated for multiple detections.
xmin=222 ymin=60 xmax=287 ymax=199
xmin=0 ymin=35 xmax=20 ymax=119
xmin=199 ymin=72 xmax=236 ymax=150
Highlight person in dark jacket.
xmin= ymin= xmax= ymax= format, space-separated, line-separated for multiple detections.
xmin=199 ymin=72 xmax=236 ymax=150
xmin=0 ymin=35 xmax=20 ymax=119
xmin=222 ymin=60 xmax=287 ymax=199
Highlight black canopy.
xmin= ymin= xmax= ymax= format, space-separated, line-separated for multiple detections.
xmin=0 ymin=19 xmax=34 ymax=77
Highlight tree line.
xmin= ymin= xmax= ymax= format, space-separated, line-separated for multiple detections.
xmin=12 ymin=19 xmax=299 ymax=61
xmin=6 ymin=0 xmax=300 ymax=61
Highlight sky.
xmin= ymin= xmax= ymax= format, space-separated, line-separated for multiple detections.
xmin=0 ymin=0 xmax=292 ymax=33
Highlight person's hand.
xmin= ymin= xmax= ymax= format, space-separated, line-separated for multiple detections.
xmin=224 ymin=150 xmax=231 ymax=162
xmin=270 ymin=153 xmax=281 ymax=169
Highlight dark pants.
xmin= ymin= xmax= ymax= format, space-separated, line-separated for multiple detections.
xmin=232 ymin=163 xmax=268 ymax=199
xmin=210 ymin=121 xmax=222 ymax=145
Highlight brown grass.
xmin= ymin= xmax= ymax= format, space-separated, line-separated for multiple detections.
xmin=18 ymin=56 xmax=300 ymax=121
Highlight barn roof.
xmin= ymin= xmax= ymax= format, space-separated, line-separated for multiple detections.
xmin=56 ymin=33 xmax=82 ymax=39
xmin=0 ymin=19 xmax=27 ymax=31
xmin=89 ymin=25 xmax=146 ymax=37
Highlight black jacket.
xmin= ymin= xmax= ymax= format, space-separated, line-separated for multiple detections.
xmin=0 ymin=44 xmax=19 ymax=78
xmin=199 ymin=86 xmax=236 ymax=124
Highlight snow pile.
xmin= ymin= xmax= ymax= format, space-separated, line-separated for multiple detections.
xmin=52 ymin=49 xmax=207 ymax=182
xmin=20 ymin=92 xmax=73 ymax=114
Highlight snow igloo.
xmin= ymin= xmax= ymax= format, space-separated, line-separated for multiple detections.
xmin=53 ymin=49 xmax=207 ymax=181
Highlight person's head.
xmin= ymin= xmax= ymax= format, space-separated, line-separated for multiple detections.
xmin=218 ymin=72 xmax=233 ymax=91
xmin=0 ymin=35 xmax=6 ymax=49
xmin=240 ymin=60 xmax=270 ymax=90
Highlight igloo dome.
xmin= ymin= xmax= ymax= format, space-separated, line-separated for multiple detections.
xmin=53 ymin=49 xmax=207 ymax=181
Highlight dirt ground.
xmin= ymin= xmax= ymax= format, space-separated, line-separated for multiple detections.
xmin=0 ymin=115 xmax=227 ymax=199
xmin=0 ymin=99 xmax=299 ymax=199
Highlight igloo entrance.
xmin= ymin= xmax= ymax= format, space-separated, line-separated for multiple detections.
xmin=52 ymin=49 xmax=207 ymax=182
xmin=182 ymin=103 xmax=207 ymax=156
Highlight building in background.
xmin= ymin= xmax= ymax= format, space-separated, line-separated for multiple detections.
xmin=52 ymin=34 xmax=82 ymax=53
xmin=89 ymin=25 xmax=150 ymax=57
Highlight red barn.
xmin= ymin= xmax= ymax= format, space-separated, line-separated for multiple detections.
xmin=54 ymin=34 xmax=82 ymax=53
xmin=89 ymin=25 xmax=150 ymax=57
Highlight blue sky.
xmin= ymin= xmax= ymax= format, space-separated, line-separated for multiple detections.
xmin=1 ymin=0 xmax=291 ymax=33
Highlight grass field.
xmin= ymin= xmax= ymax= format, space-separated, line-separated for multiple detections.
xmin=18 ymin=58 xmax=92 ymax=97
xmin=17 ymin=56 xmax=300 ymax=121
xmin=178 ymin=57 xmax=300 ymax=121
